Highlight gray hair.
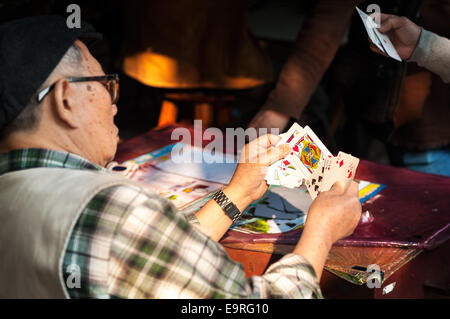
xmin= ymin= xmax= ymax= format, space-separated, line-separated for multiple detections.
xmin=0 ymin=43 xmax=84 ymax=140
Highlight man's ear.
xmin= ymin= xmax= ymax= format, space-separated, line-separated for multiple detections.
xmin=51 ymin=79 xmax=81 ymax=129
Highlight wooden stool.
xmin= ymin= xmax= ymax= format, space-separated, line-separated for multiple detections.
xmin=157 ymin=92 xmax=235 ymax=128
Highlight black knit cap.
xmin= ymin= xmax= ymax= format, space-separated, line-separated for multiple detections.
xmin=0 ymin=15 xmax=102 ymax=131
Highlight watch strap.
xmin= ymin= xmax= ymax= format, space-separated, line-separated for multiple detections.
xmin=212 ymin=190 xmax=242 ymax=222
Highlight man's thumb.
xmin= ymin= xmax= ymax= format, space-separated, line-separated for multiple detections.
xmin=329 ymin=181 xmax=345 ymax=194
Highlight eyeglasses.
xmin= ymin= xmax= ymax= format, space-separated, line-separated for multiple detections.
xmin=36 ymin=74 xmax=120 ymax=104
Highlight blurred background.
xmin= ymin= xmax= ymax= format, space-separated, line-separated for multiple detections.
xmin=1 ymin=0 xmax=449 ymax=172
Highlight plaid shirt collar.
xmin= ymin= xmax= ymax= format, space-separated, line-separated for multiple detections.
xmin=0 ymin=148 xmax=106 ymax=176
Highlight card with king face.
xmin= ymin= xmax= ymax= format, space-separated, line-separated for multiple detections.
xmin=286 ymin=126 xmax=332 ymax=179
xmin=266 ymin=123 xmax=358 ymax=192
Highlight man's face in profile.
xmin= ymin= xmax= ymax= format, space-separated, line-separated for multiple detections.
xmin=71 ymin=40 xmax=119 ymax=165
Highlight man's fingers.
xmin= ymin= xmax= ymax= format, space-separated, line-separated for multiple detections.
xmin=252 ymin=134 xmax=280 ymax=149
xmin=378 ymin=20 xmax=393 ymax=33
xmin=346 ymin=181 xmax=360 ymax=197
xmin=242 ymin=134 xmax=289 ymax=165
xmin=372 ymin=12 xmax=395 ymax=24
xmin=266 ymin=134 xmax=282 ymax=148
xmin=369 ymin=12 xmax=395 ymax=28
xmin=378 ymin=15 xmax=406 ymax=33
xmin=264 ymin=143 xmax=291 ymax=165
xmin=328 ymin=181 xmax=359 ymax=197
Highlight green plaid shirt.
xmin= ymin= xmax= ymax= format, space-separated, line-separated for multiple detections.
xmin=0 ymin=148 xmax=322 ymax=299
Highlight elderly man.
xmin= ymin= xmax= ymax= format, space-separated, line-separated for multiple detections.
xmin=0 ymin=16 xmax=361 ymax=299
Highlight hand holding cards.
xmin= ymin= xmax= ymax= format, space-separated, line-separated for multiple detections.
xmin=265 ymin=123 xmax=360 ymax=200
xmin=356 ymin=7 xmax=402 ymax=62
xmin=265 ymin=123 xmax=332 ymax=189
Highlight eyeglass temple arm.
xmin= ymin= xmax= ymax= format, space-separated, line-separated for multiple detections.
xmin=36 ymin=84 xmax=55 ymax=103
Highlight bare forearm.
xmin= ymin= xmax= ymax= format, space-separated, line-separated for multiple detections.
xmin=195 ymin=185 xmax=252 ymax=242
xmin=263 ymin=0 xmax=360 ymax=118
xmin=293 ymin=225 xmax=332 ymax=280
xmin=194 ymin=134 xmax=290 ymax=242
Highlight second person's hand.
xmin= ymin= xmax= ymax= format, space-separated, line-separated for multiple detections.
xmin=370 ymin=13 xmax=422 ymax=60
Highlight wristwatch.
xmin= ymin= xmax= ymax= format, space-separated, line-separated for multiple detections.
xmin=212 ymin=190 xmax=242 ymax=222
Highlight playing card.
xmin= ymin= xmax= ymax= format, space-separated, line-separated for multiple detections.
xmin=356 ymin=7 xmax=402 ymax=62
xmin=278 ymin=132 xmax=289 ymax=143
xmin=280 ymin=174 xmax=303 ymax=189
xmin=266 ymin=159 xmax=302 ymax=187
xmin=373 ymin=27 xmax=402 ymax=61
xmin=265 ymin=123 xmax=306 ymax=187
xmin=305 ymin=161 xmax=327 ymax=200
xmin=276 ymin=123 xmax=306 ymax=147
xmin=287 ymin=126 xmax=332 ymax=179
xmin=275 ymin=158 xmax=303 ymax=188
xmin=356 ymin=7 xmax=385 ymax=52
xmin=266 ymin=160 xmax=282 ymax=185
xmin=320 ymin=151 xmax=360 ymax=193
xmin=266 ymin=123 xmax=335 ymax=189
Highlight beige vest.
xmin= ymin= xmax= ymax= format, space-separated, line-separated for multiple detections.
xmin=0 ymin=168 xmax=143 ymax=299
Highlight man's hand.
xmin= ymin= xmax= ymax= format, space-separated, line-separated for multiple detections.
xmin=370 ymin=13 xmax=422 ymax=60
xmin=294 ymin=181 xmax=361 ymax=279
xmin=195 ymin=134 xmax=290 ymax=241
xmin=305 ymin=181 xmax=362 ymax=245
xmin=248 ymin=109 xmax=290 ymax=134
xmin=225 ymin=134 xmax=291 ymax=210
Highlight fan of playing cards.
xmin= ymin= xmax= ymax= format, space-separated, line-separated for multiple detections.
xmin=265 ymin=123 xmax=360 ymax=200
